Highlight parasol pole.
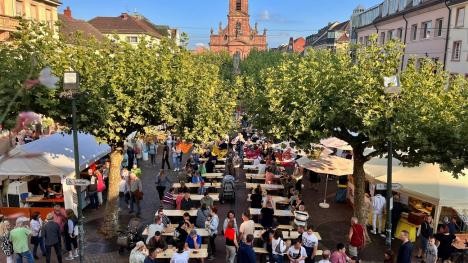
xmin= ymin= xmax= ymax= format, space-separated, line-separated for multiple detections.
xmin=319 ymin=174 xmax=330 ymax=208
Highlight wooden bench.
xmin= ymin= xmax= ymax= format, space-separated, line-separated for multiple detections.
xmin=254 ymin=223 xmax=294 ymax=230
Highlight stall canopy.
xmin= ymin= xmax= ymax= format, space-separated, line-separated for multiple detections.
xmin=298 ymin=155 xmax=353 ymax=176
xmin=365 ymin=156 xmax=468 ymax=225
xmin=0 ymin=132 xmax=111 ymax=178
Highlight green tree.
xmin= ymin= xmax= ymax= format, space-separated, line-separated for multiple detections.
xmin=243 ymin=36 xmax=467 ymax=223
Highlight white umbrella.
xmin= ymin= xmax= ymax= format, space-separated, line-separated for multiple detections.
xmin=320 ymin=137 xmax=353 ymax=151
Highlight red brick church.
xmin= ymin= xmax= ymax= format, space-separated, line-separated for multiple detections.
xmin=209 ymin=0 xmax=267 ymax=58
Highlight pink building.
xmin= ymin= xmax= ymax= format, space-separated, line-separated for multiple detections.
xmin=350 ymin=0 xmax=459 ymax=72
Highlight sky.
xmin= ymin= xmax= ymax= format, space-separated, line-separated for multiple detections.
xmin=59 ymin=0 xmax=381 ymax=49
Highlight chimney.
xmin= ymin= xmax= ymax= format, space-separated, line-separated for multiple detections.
xmin=121 ymin=13 xmax=129 ymax=20
xmin=64 ymin=6 xmax=72 ymax=19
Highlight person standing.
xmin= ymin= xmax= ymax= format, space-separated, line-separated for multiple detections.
xmin=417 ymin=215 xmax=433 ymax=259
xmin=287 ymin=239 xmax=307 ymax=263
xmin=205 ymin=207 xmax=219 ymax=261
xmin=10 ymin=217 xmax=34 ymax=263
xmin=96 ymin=169 xmax=106 ymax=206
xmin=434 ymin=225 xmax=457 ymax=262
xmin=162 ymin=188 xmax=176 ymax=209
xmin=330 ymin=243 xmax=350 ymax=263
xmin=161 ymin=142 xmax=171 ymax=170
xmin=391 ymin=195 xmax=404 ymax=238
xmin=239 ymin=211 xmax=255 ymax=242
xmin=424 ymin=236 xmax=437 ymax=263
xmin=170 ymin=241 xmax=189 ymax=263
xmin=271 ymin=229 xmax=287 ymax=263
xmin=237 ymin=234 xmax=256 ymax=263
xmin=302 ymin=225 xmax=319 ymax=263
xmin=148 ymin=141 xmax=157 ymax=166
xmin=396 ymin=230 xmax=413 ymax=263
xmin=30 ymin=212 xmax=46 ymax=260
xmin=87 ymin=168 xmax=99 ymax=210
xmin=52 ymin=205 xmax=67 ymax=234
xmin=371 ymin=193 xmax=386 ymax=236
xmin=224 ymin=220 xmax=238 ymax=263
xmin=129 ymin=172 xmax=143 ymax=216
xmin=42 ymin=213 xmax=62 ymax=263
xmin=348 ymin=217 xmax=366 ymax=259
xmin=64 ymin=209 xmax=78 ymax=260
xmin=172 ymin=144 xmax=181 ymax=172
xmin=222 ymin=210 xmax=238 ymax=235
xmin=127 ymin=146 xmax=135 ymax=170
xmin=155 ymin=171 xmax=170 ymax=202
xmin=0 ymin=220 xmax=14 ymax=263
xmin=196 ymin=204 xmax=210 ymax=228
xmin=260 ymin=201 xmax=275 ymax=229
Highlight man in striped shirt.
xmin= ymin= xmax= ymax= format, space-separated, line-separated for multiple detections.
xmin=156 ymin=208 xmax=171 ymax=227
xmin=162 ymin=187 xmax=176 ymax=209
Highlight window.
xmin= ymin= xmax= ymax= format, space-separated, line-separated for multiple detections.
xmin=411 ymin=24 xmax=418 ymax=41
xmin=359 ymin=36 xmax=363 ymax=44
xmin=435 ymin=18 xmax=443 ymax=37
xmin=236 ymin=0 xmax=241 ymax=11
xmin=328 ymin=31 xmax=336 ymax=39
xmin=421 ymin=21 xmax=432 ymax=39
xmin=127 ymin=36 xmax=138 ymax=43
xmin=30 ymin=4 xmax=38 ymax=21
xmin=456 ymin=7 xmax=465 ymax=27
xmin=397 ymin=28 xmax=403 ymax=40
xmin=387 ymin=30 xmax=393 ymax=40
xmin=364 ymin=36 xmax=369 ymax=46
xmin=380 ymin=32 xmax=386 ymax=44
xmin=46 ymin=8 xmax=53 ymax=28
xmin=15 ymin=0 xmax=24 ymax=16
xmin=452 ymin=41 xmax=462 ymax=61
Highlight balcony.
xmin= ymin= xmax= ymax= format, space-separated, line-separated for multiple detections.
xmin=0 ymin=15 xmax=19 ymax=32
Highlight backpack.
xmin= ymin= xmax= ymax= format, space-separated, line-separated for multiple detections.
xmin=73 ymin=224 xmax=79 ymax=237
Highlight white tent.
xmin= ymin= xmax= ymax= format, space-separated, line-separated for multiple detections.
xmin=365 ymin=156 xmax=468 ymax=227
xmin=0 ymin=132 xmax=110 ymax=213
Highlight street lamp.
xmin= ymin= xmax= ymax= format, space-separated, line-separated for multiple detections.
xmin=63 ymin=71 xmax=84 ymax=263
xmin=383 ymin=75 xmax=401 ymax=248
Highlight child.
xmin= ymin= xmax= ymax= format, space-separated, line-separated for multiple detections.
xmin=424 ymin=235 xmax=438 ymax=263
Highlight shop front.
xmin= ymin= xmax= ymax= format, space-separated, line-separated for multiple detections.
xmin=0 ymin=132 xmax=110 ymax=218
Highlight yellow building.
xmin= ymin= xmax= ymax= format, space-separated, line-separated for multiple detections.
xmin=0 ymin=0 xmax=61 ymax=41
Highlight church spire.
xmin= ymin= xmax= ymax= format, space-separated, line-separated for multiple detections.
xmin=230 ymin=0 xmax=248 ymax=14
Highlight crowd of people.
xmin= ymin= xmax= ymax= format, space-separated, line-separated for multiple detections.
xmin=0 ymin=205 xmax=79 ymax=263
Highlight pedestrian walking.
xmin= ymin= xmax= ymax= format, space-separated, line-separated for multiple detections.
xmin=52 ymin=205 xmax=67 ymax=234
xmin=42 ymin=213 xmax=62 ymax=263
xmin=371 ymin=193 xmax=386 ymax=236
xmin=119 ymin=171 xmax=129 ymax=208
xmin=0 ymin=219 xmax=14 ymax=263
xmin=222 ymin=210 xmax=238 ymax=235
xmin=129 ymin=172 xmax=143 ymax=216
xmin=239 ymin=211 xmax=255 ymax=242
xmin=10 ymin=217 xmax=34 ymax=263
xmin=348 ymin=217 xmax=366 ymax=259
xmin=148 ymin=141 xmax=157 ymax=166
xmin=96 ymin=169 xmax=106 ymax=206
xmin=391 ymin=195 xmax=404 ymax=238
xmin=205 ymin=207 xmax=219 ymax=260
xmin=172 ymin=145 xmax=180 ymax=171
xmin=237 ymin=234 xmax=256 ymax=263
xmin=64 ymin=209 xmax=78 ymax=260
xmin=30 ymin=212 xmax=46 ymax=260
xmin=127 ymin=146 xmax=135 ymax=169
xmin=161 ymin=142 xmax=171 ymax=170
xmin=396 ymin=230 xmax=413 ymax=263
xmin=224 ymin=219 xmax=238 ymax=263
xmin=417 ymin=215 xmax=433 ymax=259
xmin=155 ymin=170 xmax=170 ymax=202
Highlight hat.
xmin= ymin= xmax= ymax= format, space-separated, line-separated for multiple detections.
xmin=190 ymin=229 xmax=197 ymax=236
xmin=154 ymin=231 xmax=161 ymax=236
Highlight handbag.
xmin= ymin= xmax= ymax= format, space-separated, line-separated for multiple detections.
xmin=133 ymin=189 xmax=144 ymax=200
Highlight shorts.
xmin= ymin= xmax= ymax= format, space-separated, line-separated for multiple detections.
xmin=419 ymin=236 xmax=428 ymax=252
xmin=348 ymin=245 xmax=358 ymax=257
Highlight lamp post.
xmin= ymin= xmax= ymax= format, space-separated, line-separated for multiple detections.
xmin=63 ymin=71 xmax=84 ymax=263
xmin=383 ymin=75 xmax=401 ymax=248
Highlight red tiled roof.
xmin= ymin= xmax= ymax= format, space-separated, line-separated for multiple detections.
xmin=59 ymin=14 xmax=105 ymax=42
xmin=88 ymin=14 xmax=163 ymax=38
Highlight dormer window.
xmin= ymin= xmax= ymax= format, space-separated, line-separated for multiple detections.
xmin=236 ymin=0 xmax=242 ymax=11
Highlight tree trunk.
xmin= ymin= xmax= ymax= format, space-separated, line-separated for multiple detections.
xmin=99 ymin=149 xmax=123 ymax=239
xmin=352 ymin=149 xmax=367 ymax=225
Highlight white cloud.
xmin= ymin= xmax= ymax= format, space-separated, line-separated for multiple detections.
xmin=259 ymin=10 xmax=271 ymax=21
xmin=195 ymin=43 xmax=206 ymax=47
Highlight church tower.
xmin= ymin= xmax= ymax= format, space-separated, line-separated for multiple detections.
xmin=209 ymin=0 xmax=267 ymax=58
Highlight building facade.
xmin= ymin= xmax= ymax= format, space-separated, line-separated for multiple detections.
xmin=209 ymin=0 xmax=267 ymax=58
xmin=351 ymin=0 xmax=468 ymax=75
xmin=446 ymin=0 xmax=468 ymax=76
xmin=89 ymin=13 xmax=179 ymax=46
xmin=305 ymin=21 xmax=350 ymax=51
xmin=0 ymin=0 xmax=61 ymax=41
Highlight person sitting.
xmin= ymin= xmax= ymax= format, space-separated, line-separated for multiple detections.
xmin=185 ymin=230 xmax=203 ymax=262
xmin=147 ymin=231 xmax=168 ymax=251
xmin=250 ymin=188 xmax=263 ymax=209
xmin=291 ymin=194 xmax=305 ymax=211
xmin=146 ymin=216 xmax=165 ymax=244
xmin=170 ymin=241 xmax=190 ymax=263
xmin=144 ymin=246 xmax=159 ymax=263
xmin=178 ymin=182 xmax=189 ymax=194
xmin=175 ymin=192 xmax=184 ymax=210
xmin=155 ymin=208 xmax=171 ymax=227
xmin=180 ymin=192 xmax=194 ymax=211
xmin=191 ymin=172 xmax=204 ymax=184
xmin=175 ymin=213 xmax=192 ymax=244
xmin=196 ymin=204 xmax=210 ymax=228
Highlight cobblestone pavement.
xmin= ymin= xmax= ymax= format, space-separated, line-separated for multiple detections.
xmin=2 ymin=149 xmax=399 ymax=263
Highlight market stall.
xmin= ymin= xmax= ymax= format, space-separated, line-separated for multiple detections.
xmin=0 ymin=132 xmax=110 ymax=215
xmin=365 ymin=156 xmax=468 ymax=239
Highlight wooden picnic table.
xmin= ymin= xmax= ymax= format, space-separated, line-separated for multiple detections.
xmin=189 ymin=193 xmax=219 ymax=202
xmin=245 ymin=183 xmax=284 ymax=191
xmin=201 ymin=173 xmax=223 ymax=180
xmin=253 ymin=230 xmax=322 ymax=240
xmin=249 ymin=208 xmax=293 ymax=217
xmin=247 ymin=194 xmax=289 ymax=204
xmin=254 ymin=223 xmax=294 ymax=230
xmin=162 ymin=209 xmax=197 ymax=217
xmin=156 ymin=248 xmax=208 ymax=259
xmin=172 ymin=182 xmax=221 ymax=189
xmin=142 ymin=226 xmax=209 ymax=238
